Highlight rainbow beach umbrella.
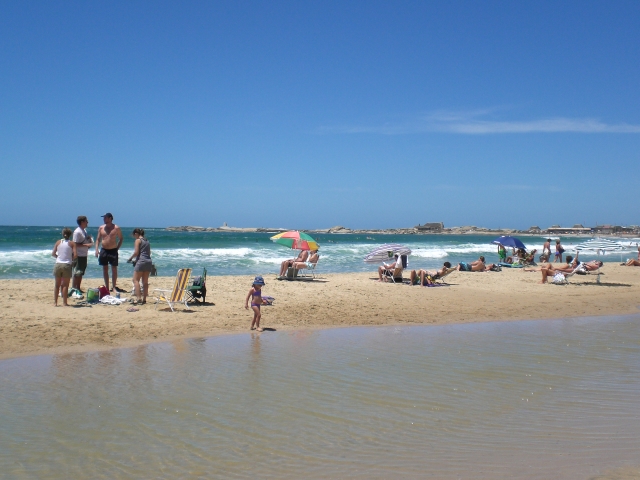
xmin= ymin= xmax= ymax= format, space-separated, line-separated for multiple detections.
xmin=270 ymin=231 xmax=320 ymax=251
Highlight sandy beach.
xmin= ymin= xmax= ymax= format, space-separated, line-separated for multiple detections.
xmin=0 ymin=265 xmax=638 ymax=360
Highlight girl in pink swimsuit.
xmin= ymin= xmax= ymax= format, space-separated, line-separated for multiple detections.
xmin=244 ymin=276 xmax=266 ymax=332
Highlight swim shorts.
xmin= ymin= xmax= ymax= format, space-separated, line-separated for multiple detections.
xmin=72 ymin=256 xmax=87 ymax=276
xmin=99 ymin=248 xmax=119 ymax=266
xmin=459 ymin=262 xmax=472 ymax=271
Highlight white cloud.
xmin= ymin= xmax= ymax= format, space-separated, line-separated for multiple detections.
xmin=318 ymin=110 xmax=640 ymax=135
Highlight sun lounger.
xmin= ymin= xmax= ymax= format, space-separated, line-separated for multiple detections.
xmin=154 ymin=268 xmax=192 ymax=311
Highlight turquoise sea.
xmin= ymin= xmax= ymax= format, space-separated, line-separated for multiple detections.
xmin=1 ymin=226 xmax=637 ymax=279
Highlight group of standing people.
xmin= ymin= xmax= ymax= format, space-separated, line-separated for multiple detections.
xmin=51 ymin=213 xmax=153 ymax=306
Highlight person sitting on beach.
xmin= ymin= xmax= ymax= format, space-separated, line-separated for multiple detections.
xmin=457 ymin=256 xmax=486 ymax=272
xmin=378 ymin=254 xmax=403 ymax=281
xmin=505 ymin=248 xmax=528 ymax=265
xmin=409 ymin=262 xmax=453 ymax=286
xmin=528 ymin=255 xmax=577 ymax=283
xmin=52 ymin=228 xmax=77 ymax=306
xmin=623 ymin=246 xmax=640 ymax=266
xmin=523 ymin=249 xmax=537 ymax=265
xmin=293 ymin=250 xmax=319 ymax=270
xmin=279 ymin=250 xmax=308 ymax=277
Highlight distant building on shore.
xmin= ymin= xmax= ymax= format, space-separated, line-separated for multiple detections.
xmin=546 ymin=225 xmax=593 ymax=234
xmin=592 ymin=224 xmax=636 ymax=235
xmin=414 ymin=222 xmax=444 ymax=232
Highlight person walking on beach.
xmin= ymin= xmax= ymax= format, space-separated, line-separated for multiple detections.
xmin=72 ymin=215 xmax=93 ymax=292
xmin=245 ymin=276 xmax=266 ymax=332
xmin=95 ymin=213 xmax=123 ymax=292
xmin=542 ymin=239 xmax=552 ymax=259
xmin=554 ymin=239 xmax=564 ymax=263
xmin=52 ymin=228 xmax=77 ymax=306
xmin=127 ymin=228 xmax=152 ymax=304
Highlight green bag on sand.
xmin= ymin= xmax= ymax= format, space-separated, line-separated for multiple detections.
xmin=87 ymin=289 xmax=99 ymax=303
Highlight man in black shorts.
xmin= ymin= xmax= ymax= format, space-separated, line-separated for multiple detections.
xmin=95 ymin=212 xmax=123 ymax=292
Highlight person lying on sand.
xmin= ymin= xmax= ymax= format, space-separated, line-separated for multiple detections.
xmin=457 ymin=256 xmax=486 ymax=272
xmin=409 ymin=262 xmax=453 ymax=286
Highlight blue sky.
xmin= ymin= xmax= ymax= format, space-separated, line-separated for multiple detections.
xmin=1 ymin=1 xmax=639 ymax=229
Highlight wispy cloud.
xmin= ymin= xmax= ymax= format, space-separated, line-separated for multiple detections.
xmin=318 ymin=109 xmax=640 ymax=135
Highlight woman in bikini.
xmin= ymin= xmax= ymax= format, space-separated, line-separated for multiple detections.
xmin=245 ymin=276 xmax=266 ymax=332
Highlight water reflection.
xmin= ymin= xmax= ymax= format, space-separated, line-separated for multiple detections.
xmin=1 ymin=316 xmax=640 ymax=479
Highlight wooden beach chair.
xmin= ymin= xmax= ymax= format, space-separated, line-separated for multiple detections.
xmin=154 ymin=268 xmax=192 ymax=311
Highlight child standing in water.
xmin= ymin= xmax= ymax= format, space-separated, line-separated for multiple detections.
xmin=245 ymin=276 xmax=266 ymax=332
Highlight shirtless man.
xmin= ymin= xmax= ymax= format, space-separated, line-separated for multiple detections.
xmin=456 ymin=256 xmax=486 ymax=272
xmin=95 ymin=213 xmax=123 ymax=292
xmin=542 ymin=239 xmax=552 ymax=259
xmin=279 ymin=250 xmax=309 ymax=277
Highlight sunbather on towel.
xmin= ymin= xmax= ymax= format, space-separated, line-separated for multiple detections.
xmin=457 ymin=256 xmax=486 ymax=272
xmin=279 ymin=250 xmax=309 ymax=277
xmin=378 ymin=254 xmax=401 ymax=281
xmin=409 ymin=262 xmax=453 ymax=286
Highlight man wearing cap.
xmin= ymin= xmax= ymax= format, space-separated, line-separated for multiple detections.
xmin=95 ymin=213 xmax=123 ymax=292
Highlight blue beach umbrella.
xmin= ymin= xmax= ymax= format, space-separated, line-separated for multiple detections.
xmin=492 ymin=235 xmax=526 ymax=250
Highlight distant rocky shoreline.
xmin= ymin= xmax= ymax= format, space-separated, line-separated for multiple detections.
xmin=165 ymin=224 xmax=639 ymax=236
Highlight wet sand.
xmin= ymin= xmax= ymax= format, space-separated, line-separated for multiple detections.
xmin=1 ymin=265 xmax=639 ymax=359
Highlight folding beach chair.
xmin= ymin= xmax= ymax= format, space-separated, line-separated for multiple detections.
xmin=186 ymin=267 xmax=207 ymax=303
xmin=296 ymin=255 xmax=320 ymax=279
xmin=154 ymin=268 xmax=192 ymax=311
xmin=383 ymin=255 xmax=407 ymax=283
xmin=433 ymin=267 xmax=456 ymax=285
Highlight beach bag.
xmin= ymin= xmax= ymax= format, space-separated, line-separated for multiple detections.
xmin=151 ymin=264 xmax=157 ymax=276
xmin=98 ymin=285 xmax=109 ymax=299
xmin=552 ymin=273 xmax=566 ymax=285
xmin=87 ymin=288 xmax=99 ymax=303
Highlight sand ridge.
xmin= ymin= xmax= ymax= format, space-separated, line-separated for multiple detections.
xmin=1 ymin=265 xmax=639 ymax=359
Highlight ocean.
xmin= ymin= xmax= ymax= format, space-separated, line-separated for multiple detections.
xmin=1 ymin=226 xmax=637 ymax=279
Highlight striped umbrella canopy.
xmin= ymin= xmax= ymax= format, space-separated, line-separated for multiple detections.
xmin=270 ymin=231 xmax=320 ymax=251
xmin=364 ymin=243 xmax=412 ymax=264
xmin=573 ymin=238 xmax=628 ymax=257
